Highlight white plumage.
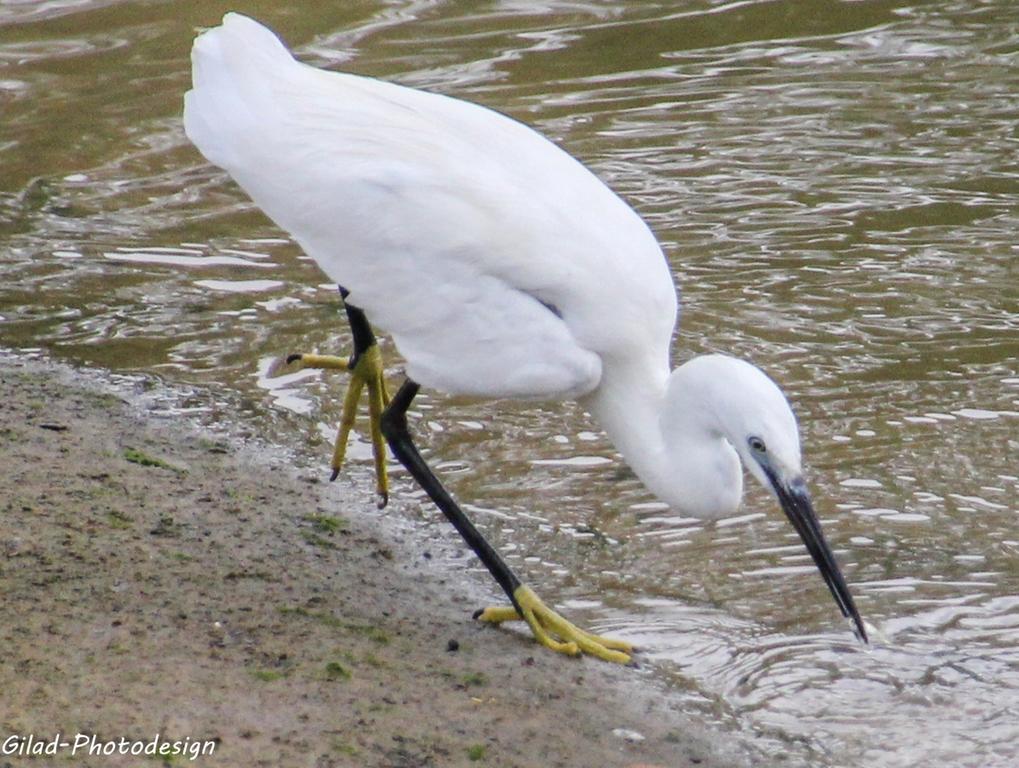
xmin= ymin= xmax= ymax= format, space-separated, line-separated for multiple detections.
xmin=184 ymin=13 xmax=866 ymax=643
xmin=185 ymin=12 xmax=674 ymax=402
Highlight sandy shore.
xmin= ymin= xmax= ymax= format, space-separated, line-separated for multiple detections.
xmin=0 ymin=352 xmax=750 ymax=768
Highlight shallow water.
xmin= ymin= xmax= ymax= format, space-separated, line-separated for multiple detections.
xmin=2 ymin=1 xmax=1018 ymax=765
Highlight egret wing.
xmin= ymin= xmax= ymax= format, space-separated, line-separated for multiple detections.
xmin=184 ymin=13 xmax=676 ymax=397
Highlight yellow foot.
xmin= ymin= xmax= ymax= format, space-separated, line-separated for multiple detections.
xmin=285 ymin=348 xmax=390 ymax=507
xmin=475 ymin=585 xmax=634 ymax=664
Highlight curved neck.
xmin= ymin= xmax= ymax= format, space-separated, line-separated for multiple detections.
xmin=581 ymin=352 xmax=669 ymax=491
xmin=582 ymin=354 xmax=743 ymax=518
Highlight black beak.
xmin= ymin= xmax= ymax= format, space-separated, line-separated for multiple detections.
xmin=769 ymin=472 xmax=868 ymax=643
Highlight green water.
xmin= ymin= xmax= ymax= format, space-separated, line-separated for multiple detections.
xmin=2 ymin=2 xmax=1017 ymax=765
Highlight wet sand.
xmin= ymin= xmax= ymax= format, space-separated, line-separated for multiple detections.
xmin=0 ymin=352 xmax=749 ymax=767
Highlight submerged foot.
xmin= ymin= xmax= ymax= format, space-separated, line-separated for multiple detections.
xmin=474 ymin=585 xmax=635 ymax=664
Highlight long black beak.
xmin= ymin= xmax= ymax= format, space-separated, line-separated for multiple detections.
xmin=769 ymin=472 xmax=868 ymax=643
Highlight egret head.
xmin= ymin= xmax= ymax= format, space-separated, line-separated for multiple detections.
xmin=673 ymin=355 xmax=868 ymax=642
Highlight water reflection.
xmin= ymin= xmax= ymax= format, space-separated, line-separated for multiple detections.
xmin=2 ymin=1 xmax=1018 ymax=766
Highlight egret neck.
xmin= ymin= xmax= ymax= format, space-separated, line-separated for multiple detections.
xmin=582 ymin=352 xmax=744 ymax=519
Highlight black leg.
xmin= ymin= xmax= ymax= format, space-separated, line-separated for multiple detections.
xmin=380 ymin=379 xmax=523 ymax=610
xmin=338 ymin=285 xmax=376 ymax=368
xmin=286 ymin=285 xmax=390 ymax=497
xmin=285 ymin=285 xmax=376 ymax=369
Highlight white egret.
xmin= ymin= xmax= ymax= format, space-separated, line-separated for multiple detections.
xmin=184 ymin=13 xmax=867 ymax=663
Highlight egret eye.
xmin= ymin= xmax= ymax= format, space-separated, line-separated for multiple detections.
xmin=748 ymin=436 xmax=767 ymax=454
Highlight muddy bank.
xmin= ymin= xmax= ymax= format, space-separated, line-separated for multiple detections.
xmin=0 ymin=352 xmax=750 ymax=767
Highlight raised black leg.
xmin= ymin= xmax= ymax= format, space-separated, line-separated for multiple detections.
xmin=286 ymin=285 xmax=390 ymax=499
xmin=380 ymin=379 xmax=523 ymax=610
xmin=287 ymin=285 xmax=376 ymax=370
xmin=338 ymin=286 xmax=376 ymax=368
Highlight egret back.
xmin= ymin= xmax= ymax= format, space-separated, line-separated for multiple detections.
xmin=185 ymin=14 xmax=677 ymax=399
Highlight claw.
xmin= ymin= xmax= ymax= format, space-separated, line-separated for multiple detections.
xmin=288 ymin=348 xmax=389 ymax=500
xmin=286 ymin=353 xmax=350 ymax=371
xmin=476 ymin=585 xmax=634 ymax=664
